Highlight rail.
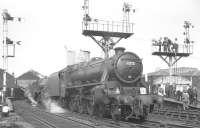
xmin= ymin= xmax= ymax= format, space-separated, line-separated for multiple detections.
xmin=31 ymin=114 xmax=59 ymax=128
xmin=60 ymin=107 xmax=195 ymax=128
xmin=82 ymin=20 xmax=134 ymax=33
xmin=151 ymin=108 xmax=200 ymax=127
xmin=14 ymin=101 xmax=97 ymax=128
xmin=15 ymin=100 xmax=196 ymax=128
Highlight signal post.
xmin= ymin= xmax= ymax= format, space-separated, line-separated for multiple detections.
xmin=1 ymin=10 xmax=21 ymax=104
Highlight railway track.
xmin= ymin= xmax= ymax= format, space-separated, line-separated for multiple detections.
xmin=30 ymin=114 xmax=59 ymax=128
xmin=14 ymin=100 xmax=197 ymax=128
xmin=15 ymin=106 xmax=59 ymax=128
xmin=152 ymin=108 xmax=200 ymax=121
xmin=14 ymin=101 xmax=104 ymax=128
xmin=51 ymin=107 xmax=196 ymax=128
xmin=150 ymin=108 xmax=200 ymax=128
xmin=31 ymin=108 xmax=99 ymax=128
xmin=37 ymin=104 xmax=198 ymax=128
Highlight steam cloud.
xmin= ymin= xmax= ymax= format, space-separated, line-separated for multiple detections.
xmin=42 ymin=94 xmax=66 ymax=113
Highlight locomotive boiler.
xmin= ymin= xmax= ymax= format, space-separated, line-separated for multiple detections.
xmin=62 ymin=47 xmax=142 ymax=86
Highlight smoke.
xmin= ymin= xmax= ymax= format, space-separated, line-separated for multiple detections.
xmin=42 ymin=98 xmax=66 ymax=114
xmin=24 ymin=88 xmax=38 ymax=106
xmin=40 ymin=84 xmax=66 ymax=113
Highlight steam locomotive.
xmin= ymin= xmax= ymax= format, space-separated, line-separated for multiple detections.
xmin=40 ymin=47 xmax=157 ymax=120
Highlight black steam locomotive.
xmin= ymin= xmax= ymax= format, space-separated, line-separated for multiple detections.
xmin=45 ymin=47 xmax=156 ymax=120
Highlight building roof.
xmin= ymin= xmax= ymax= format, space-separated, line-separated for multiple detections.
xmin=148 ymin=67 xmax=200 ymax=77
xmin=17 ymin=70 xmax=44 ymax=80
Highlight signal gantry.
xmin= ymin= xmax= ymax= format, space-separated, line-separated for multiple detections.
xmin=82 ymin=0 xmax=134 ymax=58
xmin=152 ymin=21 xmax=194 ymax=85
xmin=82 ymin=0 xmax=135 ymax=82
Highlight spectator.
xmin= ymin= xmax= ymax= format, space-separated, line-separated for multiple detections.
xmin=182 ymin=90 xmax=189 ymax=110
xmin=158 ymin=38 xmax=162 ymax=52
xmin=176 ymin=90 xmax=183 ymax=101
xmin=169 ymin=85 xmax=174 ymax=98
xmin=167 ymin=38 xmax=173 ymax=52
xmin=172 ymin=43 xmax=178 ymax=53
xmin=163 ymin=37 xmax=168 ymax=52
xmin=192 ymin=87 xmax=198 ymax=105
xmin=187 ymin=86 xmax=193 ymax=105
xmin=151 ymin=84 xmax=157 ymax=95
xmin=172 ymin=84 xmax=176 ymax=98
xmin=158 ymin=84 xmax=164 ymax=96
xmin=165 ymin=84 xmax=170 ymax=97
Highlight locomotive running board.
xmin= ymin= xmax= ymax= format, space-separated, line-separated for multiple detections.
xmin=65 ymin=82 xmax=103 ymax=89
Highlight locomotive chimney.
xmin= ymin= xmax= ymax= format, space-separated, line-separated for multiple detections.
xmin=114 ymin=47 xmax=125 ymax=55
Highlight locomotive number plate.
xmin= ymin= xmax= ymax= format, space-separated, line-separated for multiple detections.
xmin=126 ymin=61 xmax=135 ymax=66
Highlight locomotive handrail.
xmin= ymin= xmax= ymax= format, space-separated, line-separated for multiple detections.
xmin=65 ymin=82 xmax=103 ymax=88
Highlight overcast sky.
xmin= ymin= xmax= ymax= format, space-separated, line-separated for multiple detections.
xmin=0 ymin=0 xmax=200 ymax=77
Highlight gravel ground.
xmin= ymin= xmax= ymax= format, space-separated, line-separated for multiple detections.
xmin=0 ymin=112 xmax=35 ymax=128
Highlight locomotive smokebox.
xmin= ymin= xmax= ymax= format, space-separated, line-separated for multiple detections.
xmin=114 ymin=47 xmax=125 ymax=55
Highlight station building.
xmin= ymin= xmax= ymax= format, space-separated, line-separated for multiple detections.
xmin=17 ymin=70 xmax=44 ymax=98
xmin=17 ymin=70 xmax=43 ymax=88
xmin=147 ymin=67 xmax=200 ymax=98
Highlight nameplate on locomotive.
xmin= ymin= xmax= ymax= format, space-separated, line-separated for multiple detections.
xmin=126 ymin=61 xmax=135 ymax=66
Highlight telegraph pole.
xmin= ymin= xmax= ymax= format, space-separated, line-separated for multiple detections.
xmin=1 ymin=9 xmax=21 ymax=103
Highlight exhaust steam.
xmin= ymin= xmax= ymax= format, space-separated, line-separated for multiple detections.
xmin=42 ymin=93 xmax=66 ymax=113
xmin=24 ymin=88 xmax=38 ymax=106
